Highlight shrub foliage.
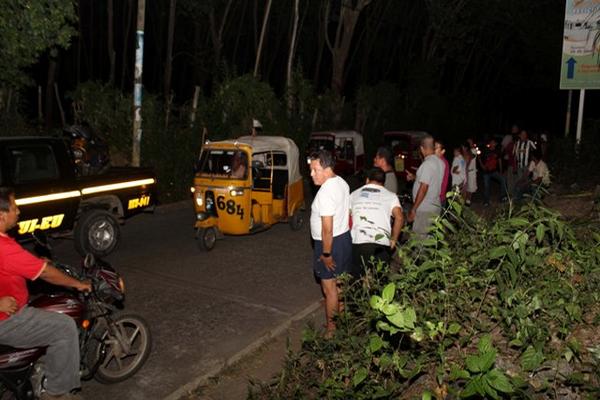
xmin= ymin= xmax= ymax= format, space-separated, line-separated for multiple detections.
xmin=249 ymin=194 xmax=600 ymax=399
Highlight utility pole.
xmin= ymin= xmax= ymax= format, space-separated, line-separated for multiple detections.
xmin=132 ymin=0 xmax=146 ymax=167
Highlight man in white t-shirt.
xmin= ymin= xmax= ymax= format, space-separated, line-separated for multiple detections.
xmin=350 ymin=168 xmax=404 ymax=276
xmin=408 ymin=135 xmax=444 ymax=238
xmin=309 ymin=150 xmax=352 ymax=337
xmin=514 ymin=150 xmax=550 ymax=200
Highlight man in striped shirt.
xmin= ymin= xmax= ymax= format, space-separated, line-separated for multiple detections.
xmin=513 ymin=130 xmax=536 ymax=184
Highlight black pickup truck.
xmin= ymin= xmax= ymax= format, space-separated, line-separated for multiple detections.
xmin=0 ymin=136 xmax=157 ymax=256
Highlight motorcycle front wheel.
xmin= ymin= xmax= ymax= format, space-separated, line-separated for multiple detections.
xmin=93 ymin=314 xmax=152 ymax=384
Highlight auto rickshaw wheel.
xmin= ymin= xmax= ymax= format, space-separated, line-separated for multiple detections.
xmin=289 ymin=211 xmax=304 ymax=231
xmin=197 ymin=227 xmax=217 ymax=251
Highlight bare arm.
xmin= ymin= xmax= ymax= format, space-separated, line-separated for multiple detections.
xmin=39 ymin=263 xmax=91 ymax=292
xmin=320 ymin=216 xmax=335 ymax=271
xmin=408 ymin=182 xmax=429 ymax=222
xmin=390 ymin=206 xmax=404 ymax=249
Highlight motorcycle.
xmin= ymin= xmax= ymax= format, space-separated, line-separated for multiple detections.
xmin=63 ymin=125 xmax=110 ymax=176
xmin=0 ymin=254 xmax=152 ymax=399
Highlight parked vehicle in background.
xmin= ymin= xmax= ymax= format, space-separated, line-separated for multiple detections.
xmin=0 ymin=136 xmax=157 ymax=257
xmin=192 ymin=135 xmax=305 ymax=251
xmin=307 ymin=130 xmax=365 ymax=176
xmin=383 ymin=131 xmax=429 ymax=182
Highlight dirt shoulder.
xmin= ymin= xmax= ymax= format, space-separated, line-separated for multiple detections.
xmin=178 ymin=307 xmax=324 ymax=400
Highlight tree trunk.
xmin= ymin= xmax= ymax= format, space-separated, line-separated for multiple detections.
xmin=89 ymin=3 xmax=95 ymax=79
xmin=253 ymin=0 xmax=259 ymax=53
xmin=287 ymin=0 xmax=300 ymax=116
xmin=45 ymin=55 xmax=58 ymax=129
xmin=327 ymin=0 xmax=372 ymax=96
xmin=254 ymin=0 xmax=273 ymax=78
xmin=54 ymin=83 xmax=65 ymax=127
xmin=108 ymin=0 xmax=115 ymax=85
xmin=313 ymin=0 xmax=329 ymax=89
xmin=120 ymin=0 xmax=133 ymax=91
xmin=208 ymin=0 xmax=233 ymax=74
xmin=232 ymin=0 xmax=248 ymax=68
xmin=359 ymin=1 xmax=390 ymax=83
xmin=192 ymin=19 xmax=203 ymax=87
xmin=164 ymin=0 xmax=176 ymax=101
xmin=76 ymin=1 xmax=82 ymax=85
xmin=132 ymin=0 xmax=146 ymax=167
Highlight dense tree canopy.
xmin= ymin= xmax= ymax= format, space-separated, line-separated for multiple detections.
xmin=0 ymin=0 xmax=75 ymax=88
xmin=0 ymin=0 xmax=576 ymax=138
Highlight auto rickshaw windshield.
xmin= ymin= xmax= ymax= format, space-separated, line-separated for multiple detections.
xmin=384 ymin=137 xmax=411 ymax=153
xmin=307 ymin=138 xmax=334 ymax=153
xmin=196 ymin=149 xmax=249 ymax=179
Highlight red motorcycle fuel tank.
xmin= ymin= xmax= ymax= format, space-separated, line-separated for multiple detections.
xmin=29 ymin=294 xmax=85 ymax=324
xmin=0 ymin=345 xmax=45 ymax=369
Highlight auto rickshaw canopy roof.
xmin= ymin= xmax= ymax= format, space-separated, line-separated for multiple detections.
xmin=309 ymin=130 xmax=364 ymax=156
xmin=205 ymin=135 xmax=302 ymax=183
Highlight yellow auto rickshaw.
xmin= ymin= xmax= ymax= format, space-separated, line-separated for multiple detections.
xmin=192 ymin=135 xmax=305 ymax=250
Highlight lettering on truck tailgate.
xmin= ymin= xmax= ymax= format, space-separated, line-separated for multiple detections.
xmin=15 ymin=178 xmax=156 ymax=234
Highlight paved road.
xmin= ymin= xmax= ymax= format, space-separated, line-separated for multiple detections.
xmin=52 ymin=202 xmax=320 ymax=400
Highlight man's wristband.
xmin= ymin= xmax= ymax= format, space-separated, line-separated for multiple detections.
xmin=322 ymin=252 xmax=331 ymax=258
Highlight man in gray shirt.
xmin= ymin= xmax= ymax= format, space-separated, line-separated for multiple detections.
xmin=373 ymin=146 xmax=398 ymax=194
xmin=408 ymin=135 xmax=444 ymax=238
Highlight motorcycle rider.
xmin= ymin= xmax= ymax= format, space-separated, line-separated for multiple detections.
xmin=0 ymin=187 xmax=91 ymax=400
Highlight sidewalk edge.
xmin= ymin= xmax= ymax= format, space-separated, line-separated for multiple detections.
xmin=162 ymin=300 xmax=322 ymax=400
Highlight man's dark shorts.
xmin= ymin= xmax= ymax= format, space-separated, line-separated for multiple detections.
xmin=313 ymin=231 xmax=352 ymax=280
xmin=352 ymin=243 xmax=391 ymax=277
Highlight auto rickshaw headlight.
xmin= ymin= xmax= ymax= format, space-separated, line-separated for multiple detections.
xmin=194 ymin=191 xmax=203 ymax=207
xmin=230 ymin=189 xmax=244 ymax=197
xmin=190 ymin=186 xmax=195 ymax=193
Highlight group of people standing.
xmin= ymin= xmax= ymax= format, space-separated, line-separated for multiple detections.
xmin=308 ymin=134 xmax=445 ymax=336
xmin=308 ymin=127 xmax=552 ymax=336
xmin=450 ymin=125 xmax=550 ymax=206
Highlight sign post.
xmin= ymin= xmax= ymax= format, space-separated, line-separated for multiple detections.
xmin=560 ymin=1 xmax=600 ymax=144
xmin=576 ymin=89 xmax=585 ymax=144
xmin=565 ymin=89 xmax=572 ymax=137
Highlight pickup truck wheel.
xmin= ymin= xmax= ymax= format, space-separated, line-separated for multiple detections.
xmin=75 ymin=210 xmax=120 ymax=257
xmin=196 ymin=227 xmax=217 ymax=251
